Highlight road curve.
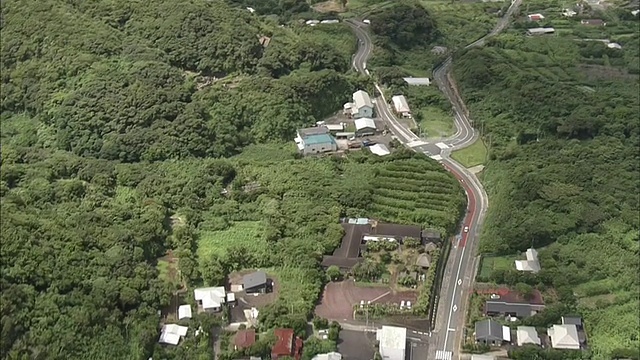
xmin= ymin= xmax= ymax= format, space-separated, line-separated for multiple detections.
xmin=345 ymin=2 xmax=520 ymax=358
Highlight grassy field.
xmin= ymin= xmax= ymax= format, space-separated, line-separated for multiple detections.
xmin=451 ymin=139 xmax=487 ymax=168
xmin=197 ymin=221 xmax=267 ymax=264
xmin=419 ymin=107 xmax=455 ymax=139
xmin=478 ymin=254 xmax=517 ymax=279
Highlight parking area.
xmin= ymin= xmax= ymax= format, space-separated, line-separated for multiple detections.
xmin=315 ymin=280 xmax=419 ymax=320
xmin=337 ymin=330 xmax=377 ymax=360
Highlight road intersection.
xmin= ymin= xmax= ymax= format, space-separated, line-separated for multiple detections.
xmin=345 ymin=4 xmax=520 ymax=357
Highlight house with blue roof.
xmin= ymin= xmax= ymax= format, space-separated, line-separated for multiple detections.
xmin=295 ymin=127 xmax=338 ymax=155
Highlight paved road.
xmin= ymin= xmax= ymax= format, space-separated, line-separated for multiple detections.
xmin=345 ymin=3 xmax=521 ymax=358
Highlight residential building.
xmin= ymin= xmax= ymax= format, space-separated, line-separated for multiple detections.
xmin=391 ymin=95 xmax=411 ymax=117
xmin=423 ymin=229 xmax=441 ymax=243
xmin=475 ymin=319 xmax=511 ymax=345
xmin=325 ymin=124 xmax=344 ymax=132
xmin=159 ymin=324 xmax=188 ymax=345
xmin=234 ymin=329 xmax=256 ymax=350
xmin=415 ymin=253 xmax=432 ymax=269
xmin=562 ymin=316 xmax=583 ymax=330
xmin=581 ymin=19 xmax=606 ymax=26
xmin=178 ymin=304 xmax=192 ymax=320
xmin=194 ymin=286 xmax=227 ymax=312
xmin=516 ymin=326 xmax=541 ymax=346
xmin=350 ymin=90 xmax=374 ymax=118
xmin=515 ymin=248 xmax=541 ymax=273
xmin=527 ymin=13 xmax=545 ymax=21
xmin=243 ymin=271 xmax=269 ymax=294
xmin=272 ymin=328 xmax=303 ymax=360
xmin=312 ymin=352 xmax=342 ymax=360
xmin=484 ymin=288 xmax=545 ymax=318
xmin=295 ymin=127 xmax=338 ymax=156
xmin=376 ymin=326 xmax=407 ymax=360
xmin=354 ymin=118 xmax=377 ymax=137
xmin=403 ymin=77 xmax=431 ymax=86
xmin=548 ymin=324 xmax=580 ymax=349
xmin=526 ymin=27 xmax=555 ymax=36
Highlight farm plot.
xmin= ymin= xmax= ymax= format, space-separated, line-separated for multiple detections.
xmin=368 ymin=158 xmax=466 ymax=234
xmin=197 ymin=221 xmax=267 ymax=264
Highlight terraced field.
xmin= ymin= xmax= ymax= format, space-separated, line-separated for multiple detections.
xmin=368 ymin=157 xmax=466 ymax=235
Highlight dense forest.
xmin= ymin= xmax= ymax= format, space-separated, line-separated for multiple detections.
xmin=0 ymin=0 xmax=463 ymax=359
xmin=454 ymin=34 xmax=639 ymax=357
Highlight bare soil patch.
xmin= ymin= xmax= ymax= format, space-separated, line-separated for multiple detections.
xmin=312 ymin=0 xmax=345 ymax=13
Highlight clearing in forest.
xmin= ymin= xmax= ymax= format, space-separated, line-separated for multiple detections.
xmin=197 ymin=221 xmax=267 ymax=262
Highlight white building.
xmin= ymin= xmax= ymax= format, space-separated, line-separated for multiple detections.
xmin=194 ymin=286 xmax=227 ymax=312
xmin=178 ymin=305 xmax=192 ymax=320
xmin=351 ymin=90 xmax=374 ymax=118
xmin=526 ymin=27 xmax=555 ymax=36
xmin=548 ymin=324 xmax=580 ymax=349
xmin=516 ymin=326 xmax=541 ymax=346
xmin=527 ymin=13 xmax=545 ymax=21
xmin=312 ymin=352 xmax=342 ymax=360
xmin=403 ymin=77 xmax=430 ymax=86
xmin=391 ymin=95 xmax=411 ymax=117
xmin=607 ymin=42 xmax=622 ymax=49
xmin=159 ymin=324 xmax=188 ymax=345
xmin=376 ymin=326 xmax=406 ymax=360
xmin=369 ymin=144 xmax=391 ymax=157
xmin=515 ymin=248 xmax=541 ymax=273
xmin=354 ymin=118 xmax=376 ymax=136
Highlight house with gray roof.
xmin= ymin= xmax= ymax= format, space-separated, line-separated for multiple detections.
xmin=475 ymin=319 xmax=511 ymax=345
xmin=515 ymin=248 xmax=540 ymax=273
xmin=243 ymin=271 xmax=269 ymax=294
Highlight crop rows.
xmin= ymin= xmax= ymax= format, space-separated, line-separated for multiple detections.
xmin=373 ymin=188 xmax=455 ymax=207
xmin=375 ymin=177 xmax=458 ymax=196
xmin=377 ymin=168 xmax=457 ymax=186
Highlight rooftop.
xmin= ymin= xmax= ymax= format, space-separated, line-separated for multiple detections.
xmin=549 ymin=324 xmax=580 ymax=349
xmin=416 ymin=253 xmax=432 ymax=268
xmin=298 ymin=127 xmax=330 ymax=137
xmin=312 ymin=352 xmax=342 ymax=360
xmin=516 ymin=326 xmax=541 ymax=346
xmin=234 ymin=329 xmax=257 ymax=349
xmin=475 ymin=319 xmax=506 ymax=341
xmin=354 ymin=117 xmax=376 ymax=131
xmin=562 ymin=316 xmax=583 ymax=327
xmin=194 ymin=286 xmax=226 ymax=309
xmin=178 ymin=304 xmax=192 ymax=320
xmin=159 ymin=324 xmax=188 ymax=345
xmin=304 ymin=134 xmax=336 ymax=146
xmin=243 ymin=271 xmax=267 ymax=289
xmin=353 ymin=90 xmax=373 ymax=109
xmin=376 ymin=326 xmax=407 ymax=350
xmin=392 ymin=95 xmax=411 ymax=113
xmin=369 ymin=143 xmax=390 ymax=156
xmin=403 ymin=77 xmax=430 ymax=86
xmin=272 ymin=328 xmax=294 ymax=356
xmin=527 ymin=27 xmax=555 ymax=33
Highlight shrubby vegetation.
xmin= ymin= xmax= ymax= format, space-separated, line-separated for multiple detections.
xmin=454 ymin=32 xmax=639 ymax=358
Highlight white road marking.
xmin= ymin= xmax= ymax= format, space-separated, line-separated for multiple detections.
xmin=458 ymin=279 xmax=462 ymax=286
xmin=435 ymin=350 xmax=453 ymax=360
xmin=430 ymin=154 xmax=443 ymax=161
xmin=436 ymin=142 xmax=450 ymax=149
xmin=448 ymin=328 xmax=456 ymax=332
xmin=453 ymin=305 xmax=457 ymax=312
xmin=407 ymin=140 xmax=428 ymax=147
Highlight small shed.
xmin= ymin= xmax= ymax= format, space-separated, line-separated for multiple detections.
xmin=178 ymin=305 xmax=192 ymax=320
xmin=415 ymin=253 xmax=432 ymax=269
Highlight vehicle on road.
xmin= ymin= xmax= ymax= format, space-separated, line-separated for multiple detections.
xmin=463 ymin=226 xmax=469 ymax=233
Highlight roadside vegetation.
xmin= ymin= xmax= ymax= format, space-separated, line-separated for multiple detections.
xmin=451 ymin=139 xmax=488 ymax=168
xmin=453 ymin=4 xmax=639 ymax=357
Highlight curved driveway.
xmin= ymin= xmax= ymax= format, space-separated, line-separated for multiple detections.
xmin=345 ymin=3 xmax=520 ymax=358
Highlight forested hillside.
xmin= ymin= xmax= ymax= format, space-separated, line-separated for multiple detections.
xmin=0 ymin=0 xmax=368 ymax=358
xmin=454 ymin=36 xmax=639 ymax=357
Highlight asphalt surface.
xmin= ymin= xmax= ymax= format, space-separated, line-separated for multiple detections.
xmin=345 ymin=4 xmax=521 ymax=357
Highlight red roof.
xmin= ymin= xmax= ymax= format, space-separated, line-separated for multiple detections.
xmin=272 ymin=329 xmax=294 ymax=358
xmin=234 ymin=329 xmax=256 ymax=349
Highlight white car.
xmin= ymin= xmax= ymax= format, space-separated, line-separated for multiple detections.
xmin=463 ymin=226 xmax=469 ymax=233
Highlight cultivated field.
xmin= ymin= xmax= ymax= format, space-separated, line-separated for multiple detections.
xmin=197 ymin=221 xmax=267 ymax=262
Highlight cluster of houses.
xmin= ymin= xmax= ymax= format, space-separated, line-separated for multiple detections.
xmin=475 ymin=316 xmax=586 ymax=350
xmin=524 ymin=8 xmax=610 ymax=37
xmin=473 ymin=287 xmax=587 ymax=351
xmin=158 ymin=271 xmax=270 ymax=346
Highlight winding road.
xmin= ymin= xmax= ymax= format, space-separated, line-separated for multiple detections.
xmin=345 ymin=2 xmax=521 ymax=358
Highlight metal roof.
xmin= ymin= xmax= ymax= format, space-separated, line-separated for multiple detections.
xmin=392 ymin=95 xmax=411 ymax=113
xmin=475 ymin=319 xmax=505 ymax=341
xmin=304 ymin=134 xmax=336 ymax=146
xmin=516 ymin=326 xmax=541 ymax=346
xmin=299 ymin=127 xmax=330 ymax=137
xmin=354 ymin=117 xmax=376 ymax=131
xmin=403 ymin=77 xmax=431 ymax=86
xmin=353 ymin=90 xmax=373 ymax=109
xmin=549 ymin=324 xmax=580 ymax=349
xmin=178 ymin=305 xmax=192 ymax=320
xmin=243 ymin=271 xmax=267 ymax=289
